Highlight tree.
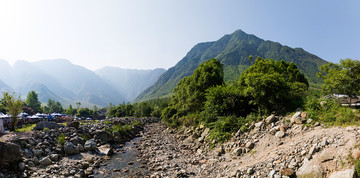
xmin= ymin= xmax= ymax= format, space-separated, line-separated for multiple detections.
xmin=25 ymin=91 xmax=42 ymax=113
xmin=238 ymin=57 xmax=308 ymax=114
xmin=3 ymin=92 xmax=22 ymax=131
xmin=170 ymin=58 xmax=224 ymax=114
xmin=319 ymin=59 xmax=360 ymax=101
xmin=66 ymin=105 xmax=76 ymax=116
xmin=76 ymin=102 xmax=81 ymax=109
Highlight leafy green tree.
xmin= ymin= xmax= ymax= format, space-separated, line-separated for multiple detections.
xmin=43 ymin=99 xmax=63 ymax=113
xmin=66 ymin=104 xmax=77 ymax=116
xmin=319 ymin=58 xmax=360 ymax=101
xmin=3 ymin=92 xmax=22 ymax=131
xmin=238 ymin=57 xmax=308 ymax=114
xmin=25 ymin=91 xmax=42 ymax=113
xmin=76 ymin=108 xmax=94 ymax=118
xmin=134 ymin=102 xmax=152 ymax=117
xmin=170 ymin=59 xmax=224 ymax=114
xmin=202 ymin=84 xmax=254 ymax=122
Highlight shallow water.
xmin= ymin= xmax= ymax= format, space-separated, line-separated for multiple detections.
xmin=94 ymin=137 xmax=150 ymax=178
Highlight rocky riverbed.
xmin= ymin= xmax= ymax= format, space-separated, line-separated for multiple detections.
xmin=0 ymin=117 xmax=159 ymax=178
xmin=1 ymin=113 xmax=360 ymax=178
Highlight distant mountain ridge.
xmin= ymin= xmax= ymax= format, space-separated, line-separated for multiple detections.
xmin=135 ymin=29 xmax=328 ymax=101
xmin=0 ymin=59 xmax=165 ymax=107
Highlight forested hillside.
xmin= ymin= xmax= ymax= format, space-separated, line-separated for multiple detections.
xmin=135 ymin=29 xmax=327 ymax=102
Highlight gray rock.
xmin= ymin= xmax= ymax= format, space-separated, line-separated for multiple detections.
xmin=255 ymin=122 xmax=264 ymax=128
xmin=309 ymin=145 xmax=318 ymax=156
xmin=232 ymin=147 xmax=242 ymax=156
xmin=39 ymin=157 xmax=52 ymax=166
xmin=0 ymin=142 xmax=22 ymax=163
xmin=296 ymin=158 xmax=324 ymax=178
xmin=328 ymin=168 xmax=355 ymax=178
xmin=84 ymin=139 xmax=97 ymax=151
xmin=294 ymin=117 xmax=304 ymax=124
xmin=247 ymin=167 xmax=254 ymax=175
xmin=97 ymin=144 xmax=114 ymax=156
xmin=77 ymin=144 xmax=85 ymax=152
xmin=33 ymin=121 xmax=63 ymax=131
xmin=269 ymin=170 xmax=276 ymax=178
xmin=266 ymin=115 xmax=276 ymax=124
xmin=320 ymin=150 xmax=334 ymax=162
xmin=50 ymin=154 xmax=59 ymax=161
xmin=320 ymin=140 xmax=329 ymax=146
xmin=94 ymin=130 xmax=114 ymax=143
xmin=67 ymin=121 xmax=80 ymax=129
xmin=275 ymin=131 xmax=285 ymax=138
xmin=64 ymin=142 xmax=79 ymax=155
xmin=269 ymin=126 xmax=280 ymax=135
xmin=245 ymin=142 xmax=255 ymax=149
xmin=70 ymin=136 xmax=85 ymax=146
xmin=291 ymin=111 xmax=302 ymax=123
xmin=306 ymin=118 xmax=313 ymax=124
xmin=214 ymin=147 xmax=225 ymax=156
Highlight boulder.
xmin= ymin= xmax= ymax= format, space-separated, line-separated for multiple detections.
xmin=33 ymin=121 xmax=63 ymax=131
xmin=319 ymin=150 xmax=334 ymax=162
xmin=291 ymin=111 xmax=301 ymax=123
xmin=94 ymin=130 xmax=113 ymax=143
xmin=39 ymin=157 xmax=52 ymax=166
xmin=67 ymin=121 xmax=80 ymax=129
xmin=294 ymin=117 xmax=305 ymax=124
xmin=32 ymin=148 xmax=43 ymax=157
xmin=64 ymin=142 xmax=79 ymax=155
xmin=232 ymin=147 xmax=242 ymax=156
xmin=301 ymin=112 xmax=307 ymax=118
xmin=97 ymin=144 xmax=114 ymax=156
xmin=328 ymin=168 xmax=355 ymax=178
xmin=275 ymin=131 xmax=285 ymax=138
xmin=296 ymin=158 xmax=324 ymax=178
xmin=84 ymin=139 xmax=97 ymax=151
xmin=255 ymin=121 xmax=264 ymax=128
xmin=70 ymin=136 xmax=85 ymax=146
xmin=0 ymin=142 xmax=22 ymax=163
xmin=265 ymin=115 xmax=276 ymax=124
xmin=269 ymin=126 xmax=280 ymax=135
xmin=245 ymin=142 xmax=255 ymax=149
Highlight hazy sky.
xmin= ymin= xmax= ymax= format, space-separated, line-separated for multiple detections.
xmin=0 ymin=0 xmax=359 ymax=70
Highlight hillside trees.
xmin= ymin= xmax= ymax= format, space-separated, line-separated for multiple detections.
xmin=319 ymin=58 xmax=360 ymax=99
xmin=161 ymin=57 xmax=309 ymax=142
xmin=25 ymin=91 xmax=42 ymax=113
xmin=162 ymin=59 xmax=224 ymax=126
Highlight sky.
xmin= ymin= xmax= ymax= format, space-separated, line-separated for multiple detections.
xmin=0 ymin=0 xmax=359 ymax=71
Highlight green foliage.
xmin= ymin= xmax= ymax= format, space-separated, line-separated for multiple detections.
xmin=66 ymin=104 xmax=77 ymax=116
xmin=57 ymin=133 xmax=66 ymax=146
xmin=25 ymin=91 xmax=42 ymax=113
xmin=111 ymin=120 xmax=142 ymax=135
xmin=3 ymin=92 xmax=22 ymax=131
xmin=43 ymin=99 xmax=63 ymax=113
xmin=356 ymin=159 xmax=360 ymax=177
xmin=134 ymin=102 xmax=152 ymax=117
xmin=15 ymin=124 xmax=36 ymax=132
xmin=170 ymin=59 xmax=224 ymax=114
xmin=76 ymin=108 xmax=94 ymax=118
xmin=238 ymin=58 xmax=308 ymax=114
xmin=319 ymin=59 xmax=360 ymax=99
xmin=43 ymin=127 xmax=50 ymax=132
xmin=202 ymin=84 xmax=253 ymax=122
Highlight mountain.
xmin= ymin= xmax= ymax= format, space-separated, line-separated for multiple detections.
xmin=135 ymin=29 xmax=328 ymax=102
xmin=0 ymin=59 xmax=164 ymax=107
xmin=95 ymin=67 xmax=166 ymax=101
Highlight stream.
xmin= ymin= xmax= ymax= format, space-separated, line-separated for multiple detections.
xmin=94 ymin=137 xmax=151 ymax=177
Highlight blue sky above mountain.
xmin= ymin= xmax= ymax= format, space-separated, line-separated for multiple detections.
xmin=0 ymin=0 xmax=358 ymax=71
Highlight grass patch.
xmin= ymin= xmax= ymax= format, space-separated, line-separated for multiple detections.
xmin=57 ymin=133 xmax=66 ymax=146
xmin=15 ymin=124 xmax=36 ymax=132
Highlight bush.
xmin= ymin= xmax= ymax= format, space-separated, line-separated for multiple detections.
xmin=57 ymin=133 xmax=66 ymax=146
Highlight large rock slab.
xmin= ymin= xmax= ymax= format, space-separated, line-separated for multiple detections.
xmin=296 ymin=158 xmax=324 ymax=178
xmin=0 ymin=142 xmax=22 ymax=163
xmin=328 ymin=168 xmax=355 ymax=178
xmin=94 ymin=130 xmax=113 ymax=143
xmin=33 ymin=121 xmax=63 ymax=131
xmin=67 ymin=121 xmax=80 ymax=129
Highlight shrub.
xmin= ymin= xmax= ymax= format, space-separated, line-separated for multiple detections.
xmin=57 ymin=133 xmax=66 ymax=146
